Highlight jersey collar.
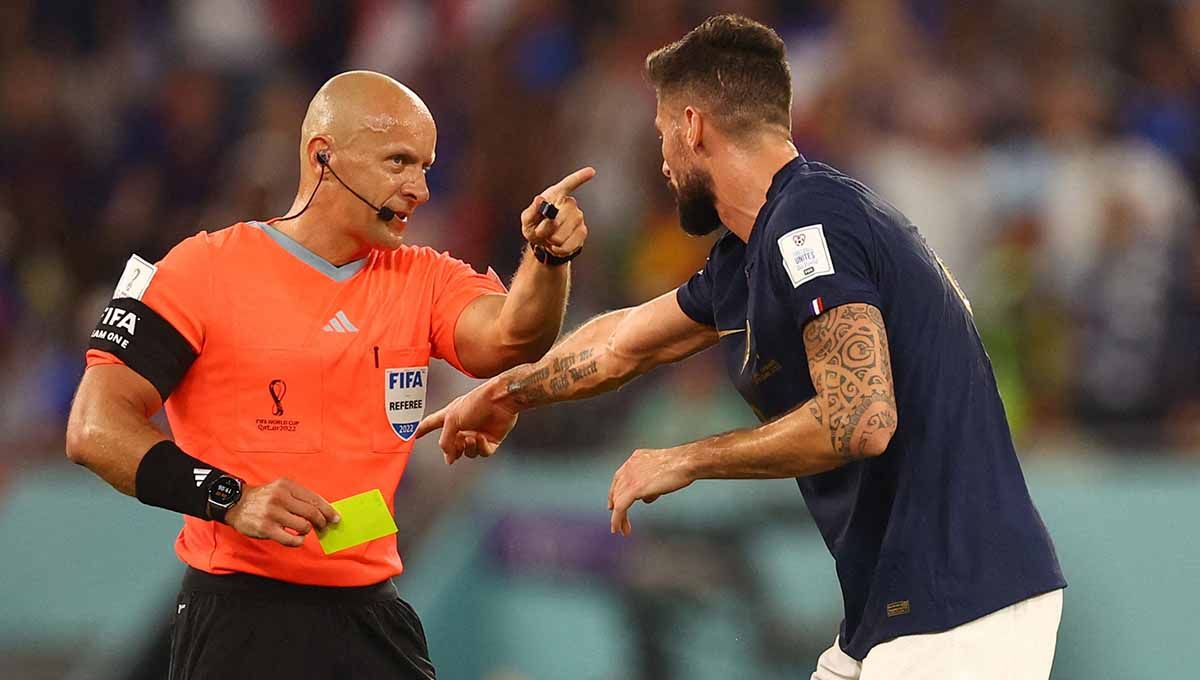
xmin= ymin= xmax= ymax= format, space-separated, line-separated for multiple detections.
xmin=764 ymin=154 xmax=807 ymax=205
xmin=747 ymin=154 xmax=807 ymax=251
xmin=250 ymin=221 xmax=368 ymax=282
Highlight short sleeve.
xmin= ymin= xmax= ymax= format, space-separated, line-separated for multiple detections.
xmin=676 ymin=261 xmax=717 ymax=327
xmin=85 ymin=233 xmax=210 ymax=398
xmin=429 ymin=250 xmax=508 ymax=374
xmin=765 ymin=192 xmax=882 ymax=328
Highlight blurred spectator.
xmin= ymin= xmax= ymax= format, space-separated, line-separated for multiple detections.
xmin=1073 ymin=194 xmax=1194 ymax=447
xmin=858 ymin=70 xmax=993 ymax=295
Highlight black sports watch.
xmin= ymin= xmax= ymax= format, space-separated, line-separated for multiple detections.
xmin=206 ymin=474 xmax=244 ymax=524
xmin=532 ymin=244 xmax=583 ymax=266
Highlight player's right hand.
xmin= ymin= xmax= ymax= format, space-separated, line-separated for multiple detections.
xmin=415 ymin=382 xmax=518 ymax=465
xmin=224 ymin=478 xmax=341 ymax=548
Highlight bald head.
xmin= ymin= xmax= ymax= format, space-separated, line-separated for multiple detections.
xmin=284 ymin=71 xmax=437 ymax=256
xmin=301 ymin=70 xmax=434 ymax=153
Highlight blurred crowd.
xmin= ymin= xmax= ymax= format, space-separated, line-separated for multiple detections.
xmin=2 ymin=0 xmax=1199 ymax=480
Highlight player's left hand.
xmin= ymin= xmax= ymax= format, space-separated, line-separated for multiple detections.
xmin=521 ymin=166 xmax=596 ymax=258
xmin=607 ymin=447 xmax=695 ymax=536
xmin=415 ymin=383 xmax=518 ymax=465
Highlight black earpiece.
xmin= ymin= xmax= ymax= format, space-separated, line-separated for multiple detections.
xmin=271 ymin=148 xmax=396 ymax=224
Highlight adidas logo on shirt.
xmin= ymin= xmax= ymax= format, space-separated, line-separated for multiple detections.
xmin=193 ymin=467 xmax=211 ymax=487
xmin=322 ymin=310 xmax=359 ymax=333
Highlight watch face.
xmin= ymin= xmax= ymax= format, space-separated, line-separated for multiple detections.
xmin=209 ymin=476 xmax=242 ymax=507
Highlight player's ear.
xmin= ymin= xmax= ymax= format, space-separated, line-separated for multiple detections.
xmin=684 ymin=106 xmax=704 ymax=153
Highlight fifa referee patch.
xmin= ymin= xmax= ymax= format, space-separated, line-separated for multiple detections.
xmin=385 ymin=367 xmax=427 ymax=441
xmin=778 ymin=224 xmax=834 ymax=288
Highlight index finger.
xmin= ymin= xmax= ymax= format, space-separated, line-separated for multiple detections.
xmin=415 ymin=407 xmax=447 ymax=440
xmin=610 ymin=491 xmax=635 ymax=535
xmin=543 ymin=166 xmax=596 ymax=202
xmin=288 ymin=486 xmax=340 ymax=525
xmin=282 ymin=495 xmax=327 ymax=531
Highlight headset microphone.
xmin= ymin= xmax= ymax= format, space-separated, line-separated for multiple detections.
xmin=271 ymin=150 xmax=397 ymax=224
xmin=318 ymin=151 xmax=396 ymax=221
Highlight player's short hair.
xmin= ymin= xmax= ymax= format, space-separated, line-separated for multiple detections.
xmin=646 ymin=14 xmax=792 ymax=137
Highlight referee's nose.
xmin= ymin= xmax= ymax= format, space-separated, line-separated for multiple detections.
xmin=404 ymin=173 xmax=430 ymax=206
xmin=661 ymin=160 xmax=671 ymax=180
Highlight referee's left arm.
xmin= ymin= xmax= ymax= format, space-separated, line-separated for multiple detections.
xmin=454 ymin=167 xmax=595 ymax=377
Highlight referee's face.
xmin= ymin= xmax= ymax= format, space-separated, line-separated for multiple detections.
xmin=341 ymin=107 xmax=436 ymax=251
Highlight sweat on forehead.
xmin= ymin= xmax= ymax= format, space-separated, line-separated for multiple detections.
xmin=301 ymin=70 xmax=433 ymax=141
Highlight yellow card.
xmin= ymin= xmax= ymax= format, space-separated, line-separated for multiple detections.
xmin=317 ymin=489 xmax=398 ymax=555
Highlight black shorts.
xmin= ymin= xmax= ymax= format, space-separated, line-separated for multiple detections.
xmin=169 ymin=568 xmax=436 ymax=679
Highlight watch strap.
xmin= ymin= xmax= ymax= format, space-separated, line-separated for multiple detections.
xmin=532 ymin=244 xmax=582 ymax=266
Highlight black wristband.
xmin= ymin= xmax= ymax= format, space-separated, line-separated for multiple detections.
xmin=532 ymin=244 xmax=582 ymax=266
xmin=135 ymin=440 xmax=226 ymax=520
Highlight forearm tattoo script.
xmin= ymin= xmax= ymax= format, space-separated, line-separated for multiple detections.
xmin=504 ymin=348 xmax=597 ymax=408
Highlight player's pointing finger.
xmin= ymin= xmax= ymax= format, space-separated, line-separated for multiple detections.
xmin=544 ymin=166 xmax=596 ymax=201
xmin=414 ymin=407 xmax=446 ymax=440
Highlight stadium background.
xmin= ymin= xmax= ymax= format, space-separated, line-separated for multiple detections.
xmin=1 ymin=0 xmax=1198 ymax=678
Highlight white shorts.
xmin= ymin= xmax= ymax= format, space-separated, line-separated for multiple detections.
xmin=811 ymin=589 xmax=1064 ymax=680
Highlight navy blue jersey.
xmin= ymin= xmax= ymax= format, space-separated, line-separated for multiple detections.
xmin=676 ymin=156 xmax=1065 ymax=660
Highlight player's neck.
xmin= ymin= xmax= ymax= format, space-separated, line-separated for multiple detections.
xmin=274 ymin=200 xmax=370 ymax=266
xmin=712 ymin=137 xmax=798 ymax=243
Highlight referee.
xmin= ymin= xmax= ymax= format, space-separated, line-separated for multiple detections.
xmin=419 ymin=16 xmax=1066 ymax=679
xmin=66 ymin=71 xmax=593 ymax=679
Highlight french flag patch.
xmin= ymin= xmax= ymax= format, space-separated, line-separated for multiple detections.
xmin=811 ymin=297 xmax=825 ymax=315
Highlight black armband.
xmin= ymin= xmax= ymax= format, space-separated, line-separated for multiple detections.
xmin=135 ymin=440 xmax=227 ymax=520
xmin=88 ymin=297 xmax=198 ymax=399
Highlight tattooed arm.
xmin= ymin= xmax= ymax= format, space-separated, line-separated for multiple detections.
xmin=496 ymin=290 xmax=717 ymax=409
xmin=606 ymin=303 xmax=897 ymax=535
xmin=415 ymin=290 xmax=718 ymax=461
xmin=801 ymin=303 xmax=898 ymax=460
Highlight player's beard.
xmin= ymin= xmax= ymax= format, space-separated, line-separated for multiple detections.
xmin=671 ymin=166 xmax=723 ymax=236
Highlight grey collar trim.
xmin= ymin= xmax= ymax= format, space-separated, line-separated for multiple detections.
xmin=250 ymin=221 xmax=367 ymax=282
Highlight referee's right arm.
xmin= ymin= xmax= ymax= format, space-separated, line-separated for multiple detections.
xmin=67 ymin=362 xmax=339 ymax=546
xmin=66 ymin=364 xmax=169 ymax=496
xmin=69 ymin=243 xmax=340 ymax=546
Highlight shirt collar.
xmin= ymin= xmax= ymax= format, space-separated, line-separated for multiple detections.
xmin=250 ymin=221 xmax=368 ymax=282
xmin=748 ymin=154 xmax=807 ymax=250
xmin=765 ymin=154 xmax=807 ymax=204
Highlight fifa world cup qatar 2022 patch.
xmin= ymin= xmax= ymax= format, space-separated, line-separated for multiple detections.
xmin=777 ymin=224 xmax=834 ymax=288
xmin=385 ymin=367 xmax=427 ymax=441
xmin=113 ymin=254 xmax=158 ymax=300
xmin=88 ymin=255 xmax=197 ymax=399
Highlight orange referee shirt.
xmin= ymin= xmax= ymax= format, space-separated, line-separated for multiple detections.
xmin=86 ymin=221 xmax=505 ymax=586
